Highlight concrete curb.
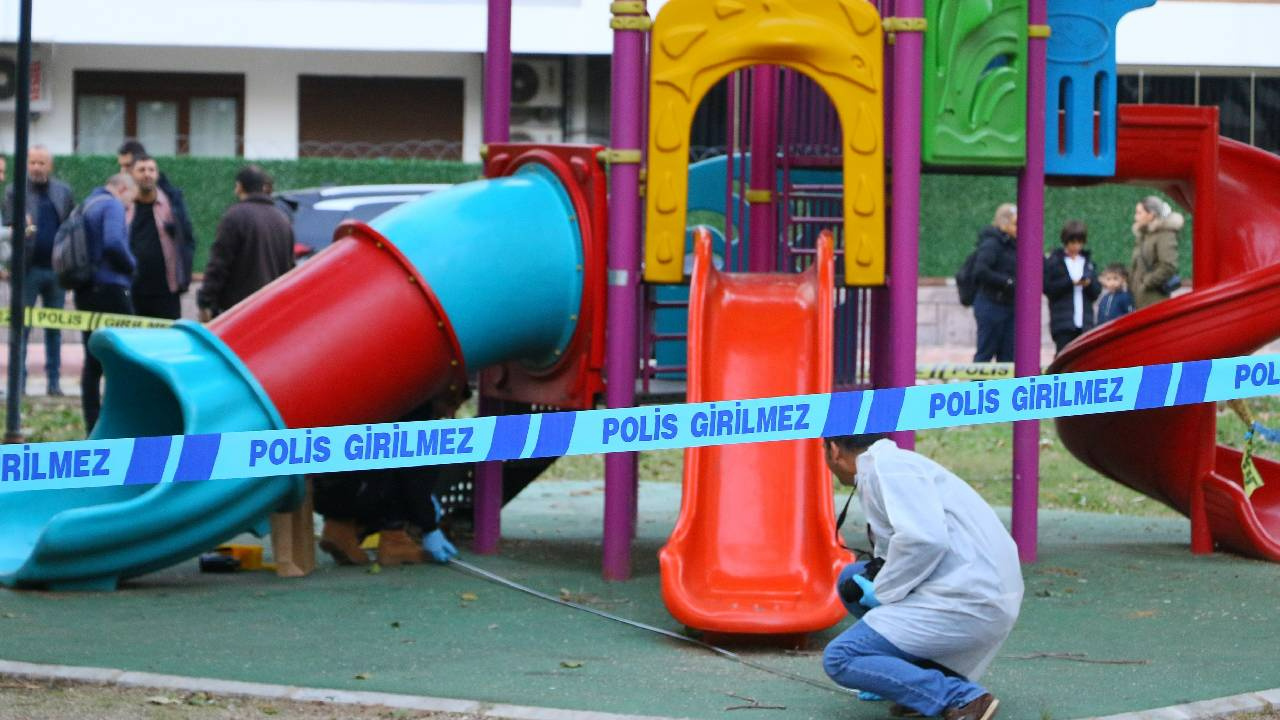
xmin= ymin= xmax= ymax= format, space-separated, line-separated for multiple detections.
xmin=3 ymin=658 xmax=1277 ymax=720
xmin=0 ymin=658 xmax=687 ymax=720
xmin=1086 ymin=688 xmax=1280 ymax=720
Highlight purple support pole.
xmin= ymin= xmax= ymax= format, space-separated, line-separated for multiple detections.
xmin=869 ymin=8 xmax=893 ymax=392
xmin=748 ymin=66 xmax=778 ymax=272
xmin=483 ymin=0 xmax=511 ymax=143
xmin=1012 ymin=0 xmax=1047 ymax=563
xmin=602 ymin=0 xmax=647 ymax=581
xmin=472 ymin=0 xmax=512 ymax=555
xmin=887 ymin=0 xmax=923 ymax=449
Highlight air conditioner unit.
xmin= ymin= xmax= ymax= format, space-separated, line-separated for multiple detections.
xmin=0 ymin=44 xmax=53 ymax=113
xmin=509 ymin=121 xmax=563 ymax=145
xmin=511 ymin=58 xmax=563 ymax=109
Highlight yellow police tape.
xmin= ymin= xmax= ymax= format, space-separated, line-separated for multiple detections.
xmin=915 ymin=362 xmax=1016 ymax=381
xmin=0 ymin=307 xmax=173 ymax=331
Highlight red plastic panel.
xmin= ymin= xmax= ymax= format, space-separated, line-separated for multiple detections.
xmin=479 ymin=144 xmax=608 ymax=410
xmin=1050 ymin=105 xmax=1280 ymax=560
xmin=212 ymin=225 xmax=466 ymax=429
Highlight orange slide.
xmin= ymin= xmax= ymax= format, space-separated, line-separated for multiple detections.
xmin=659 ymin=229 xmax=853 ymax=636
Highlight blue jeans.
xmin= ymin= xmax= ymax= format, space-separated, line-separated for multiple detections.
xmin=972 ymin=292 xmax=1014 ymax=362
xmin=823 ymin=615 xmax=988 ymax=716
xmin=21 ymin=265 xmax=66 ymax=389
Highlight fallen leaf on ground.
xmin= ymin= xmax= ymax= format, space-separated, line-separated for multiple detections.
xmin=460 ymin=592 xmax=478 ymax=602
xmin=560 ymin=661 xmax=583 ymax=669
xmin=354 ymin=672 xmax=371 ymax=680
xmin=146 ymin=695 xmax=180 ymax=705
xmin=1127 ymin=610 xmax=1157 ymax=619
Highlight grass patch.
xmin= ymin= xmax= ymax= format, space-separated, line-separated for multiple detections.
xmin=16 ymin=397 xmax=85 ymax=443
xmin=537 ymin=420 xmax=1234 ymax=517
xmin=915 ymin=423 xmax=1173 ymax=516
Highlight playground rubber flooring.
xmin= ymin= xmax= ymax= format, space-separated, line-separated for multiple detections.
xmin=1 ymin=479 xmax=1278 ymax=720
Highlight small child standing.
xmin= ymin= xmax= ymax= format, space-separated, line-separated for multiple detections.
xmin=1096 ymin=263 xmax=1135 ymax=324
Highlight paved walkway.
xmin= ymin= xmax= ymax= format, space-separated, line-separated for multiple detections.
xmin=2 ymin=481 xmax=1278 ymax=720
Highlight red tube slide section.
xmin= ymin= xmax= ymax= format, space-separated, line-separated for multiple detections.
xmin=1050 ymin=105 xmax=1280 ymax=560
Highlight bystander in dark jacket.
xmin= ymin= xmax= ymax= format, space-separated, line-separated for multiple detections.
xmin=3 ymin=146 xmax=76 ymax=395
xmin=197 ymin=166 xmax=295 ymax=318
xmin=1043 ymin=221 xmax=1100 ymax=354
xmin=127 ymin=154 xmax=195 ymax=320
xmin=971 ymin=203 xmax=1019 ymax=362
xmin=77 ymin=175 xmax=138 ymax=434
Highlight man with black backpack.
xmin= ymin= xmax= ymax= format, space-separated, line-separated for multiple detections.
xmin=74 ymin=173 xmax=138 ymax=434
xmin=970 ymin=204 xmax=1019 ymax=363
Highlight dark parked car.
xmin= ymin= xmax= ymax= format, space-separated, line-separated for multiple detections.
xmin=274 ymin=184 xmax=449 ymax=260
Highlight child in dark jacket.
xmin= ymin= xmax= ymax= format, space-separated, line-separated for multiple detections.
xmin=1095 ymin=263 xmax=1135 ymax=325
xmin=1043 ymin=220 xmax=1100 ymax=354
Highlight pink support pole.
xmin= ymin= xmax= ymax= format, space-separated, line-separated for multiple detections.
xmin=748 ymin=66 xmax=778 ymax=272
xmin=472 ymin=0 xmax=512 ymax=555
xmin=603 ymin=0 xmax=647 ymax=581
xmin=1013 ymin=0 xmax=1047 ymax=563
xmin=888 ymin=0 xmax=922 ymax=449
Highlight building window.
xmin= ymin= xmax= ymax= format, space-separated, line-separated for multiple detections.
xmin=1199 ymin=75 xmax=1251 ymax=145
xmin=1257 ymin=77 xmax=1280 ymax=154
xmin=298 ymin=75 xmax=464 ymax=159
xmin=1118 ymin=71 xmax=1280 ymax=156
xmin=74 ymin=71 xmax=245 ymax=157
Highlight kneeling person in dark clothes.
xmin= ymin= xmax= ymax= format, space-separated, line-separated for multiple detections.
xmin=314 ymin=390 xmax=470 ymax=566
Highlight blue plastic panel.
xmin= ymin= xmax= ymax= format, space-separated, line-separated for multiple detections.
xmin=1045 ymin=0 xmax=1155 ymax=177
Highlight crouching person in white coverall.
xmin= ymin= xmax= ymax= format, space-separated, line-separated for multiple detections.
xmin=821 ymin=434 xmax=1024 ymax=720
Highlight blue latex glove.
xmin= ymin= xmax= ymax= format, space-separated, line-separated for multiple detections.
xmin=858 ymin=691 xmax=884 ymax=702
xmin=853 ymin=574 xmax=880 ymax=609
xmin=423 ymin=528 xmax=458 ymax=564
xmin=430 ymin=494 xmax=445 ymax=522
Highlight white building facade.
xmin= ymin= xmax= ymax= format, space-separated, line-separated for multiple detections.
xmin=0 ymin=0 xmax=1276 ymax=162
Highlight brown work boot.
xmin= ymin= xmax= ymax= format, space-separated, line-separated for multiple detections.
xmin=318 ymin=519 xmax=370 ymax=566
xmin=943 ymin=694 xmax=999 ymax=720
xmin=377 ymin=529 xmax=428 ymax=566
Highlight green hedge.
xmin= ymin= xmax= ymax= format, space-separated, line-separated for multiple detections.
xmin=920 ymin=173 xmax=1192 ymax=281
xmin=39 ymin=155 xmax=484 ymax=270
xmin=30 ymin=155 xmax=1191 ymax=280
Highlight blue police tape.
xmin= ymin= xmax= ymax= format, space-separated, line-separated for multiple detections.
xmin=3 ymin=353 xmax=1280 ymax=494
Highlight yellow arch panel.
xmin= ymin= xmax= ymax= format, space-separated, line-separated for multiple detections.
xmin=644 ymin=0 xmax=885 ymax=286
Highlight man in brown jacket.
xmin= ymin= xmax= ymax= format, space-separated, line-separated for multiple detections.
xmin=197 ymin=165 xmax=295 ymax=320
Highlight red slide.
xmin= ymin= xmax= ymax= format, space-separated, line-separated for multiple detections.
xmin=1050 ymin=105 xmax=1280 ymax=560
xmin=659 ymin=229 xmax=853 ymax=636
